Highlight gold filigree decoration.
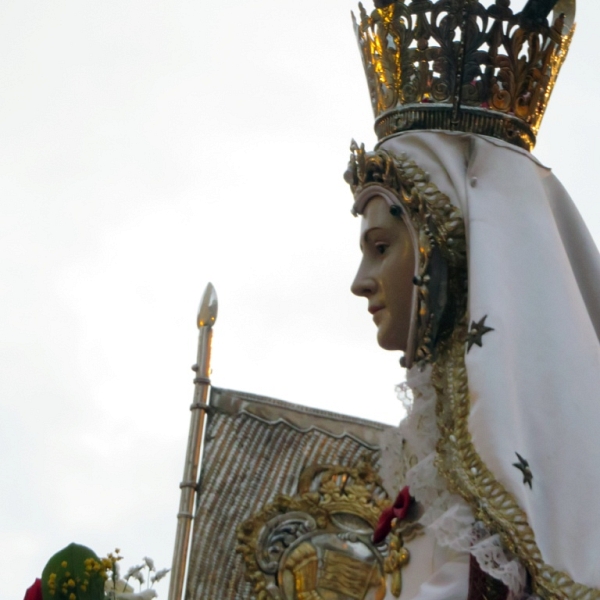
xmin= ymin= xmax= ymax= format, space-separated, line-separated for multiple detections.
xmin=345 ymin=140 xmax=467 ymax=367
xmin=384 ymin=518 xmax=424 ymax=597
xmin=433 ymin=323 xmax=600 ymax=599
xmin=352 ymin=0 xmax=575 ymax=150
xmin=237 ymin=460 xmax=406 ymax=600
xmin=383 ymin=537 xmax=410 ymax=597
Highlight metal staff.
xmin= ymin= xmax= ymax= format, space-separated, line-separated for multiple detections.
xmin=168 ymin=282 xmax=218 ymax=600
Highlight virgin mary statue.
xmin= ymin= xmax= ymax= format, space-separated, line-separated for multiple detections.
xmin=344 ymin=0 xmax=600 ymax=598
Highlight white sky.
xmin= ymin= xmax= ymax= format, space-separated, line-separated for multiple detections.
xmin=2 ymin=1 xmax=599 ymax=597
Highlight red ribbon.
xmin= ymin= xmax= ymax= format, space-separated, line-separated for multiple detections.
xmin=23 ymin=579 xmax=42 ymax=600
xmin=373 ymin=486 xmax=413 ymax=544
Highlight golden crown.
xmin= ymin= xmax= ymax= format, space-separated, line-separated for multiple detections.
xmin=352 ymin=0 xmax=575 ymax=150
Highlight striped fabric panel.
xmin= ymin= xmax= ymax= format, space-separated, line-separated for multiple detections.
xmin=184 ymin=395 xmax=383 ymax=600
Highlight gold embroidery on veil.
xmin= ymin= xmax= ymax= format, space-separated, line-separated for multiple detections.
xmin=433 ymin=323 xmax=600 ymax=600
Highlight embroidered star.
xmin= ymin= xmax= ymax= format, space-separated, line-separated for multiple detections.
xmin=466 ymin=315 xmax=495 ymax=352
xmin=513 ymin=452 xmax=533 ymax=489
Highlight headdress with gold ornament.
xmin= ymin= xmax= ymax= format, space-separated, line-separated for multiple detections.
xmin=352 ymin=0 xmax=575 ymax=151
xmin=344 ymin=140 xmax=467 ymax=368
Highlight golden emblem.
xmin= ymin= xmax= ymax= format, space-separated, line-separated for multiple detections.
xmin=237 ymin=460 xmax=414 ymax=600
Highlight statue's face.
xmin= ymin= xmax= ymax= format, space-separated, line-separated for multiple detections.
xmin=351 ymin=196 xmax=415 ymax=351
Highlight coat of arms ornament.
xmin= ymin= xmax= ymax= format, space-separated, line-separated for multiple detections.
xmin=237 ymin=461 xmax=421 ymax=600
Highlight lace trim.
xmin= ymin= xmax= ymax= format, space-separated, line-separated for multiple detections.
xmin=399 ymin=367 xmax=527 ymax=599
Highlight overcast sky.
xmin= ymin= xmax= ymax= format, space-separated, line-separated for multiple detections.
xmin=2 ymin=1 xmax=599 ymax=598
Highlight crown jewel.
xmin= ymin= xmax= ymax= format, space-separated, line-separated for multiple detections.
xmin=353 ymin=0 xmax=575 ymax=150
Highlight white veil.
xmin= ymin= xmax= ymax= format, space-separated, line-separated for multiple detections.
xmin=378 ymin=130 xmax=600 ymax=595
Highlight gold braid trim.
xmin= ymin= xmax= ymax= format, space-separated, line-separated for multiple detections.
xmin=433 ymin=324 xmax=600 ymax=600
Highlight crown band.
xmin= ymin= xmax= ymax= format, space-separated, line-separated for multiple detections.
xmin=375 ymin=104 xmax=535 ymax=150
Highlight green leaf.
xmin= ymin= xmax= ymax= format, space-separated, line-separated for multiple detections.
xmin=41 ymin=543 xmax=105 ymax=600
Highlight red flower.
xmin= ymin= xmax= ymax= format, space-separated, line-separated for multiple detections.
xmin=373 ymin=486 xmax=414 ymax=544
xmin=23 ymin=579 xmax=42 ymax=600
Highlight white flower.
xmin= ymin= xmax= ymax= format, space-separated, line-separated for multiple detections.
xmin=132 ymin=571 xmax=145 ymax=585
xmin=125 ymin=565 xmax=144 ymax=579
xmin=151 ymin=568 xmax=170 ymax=583
xmin=143 ymin=556 xmax=155 ymax=571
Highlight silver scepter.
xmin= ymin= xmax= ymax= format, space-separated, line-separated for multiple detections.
xmin=168 ymin=282 xmax=218 ymax=600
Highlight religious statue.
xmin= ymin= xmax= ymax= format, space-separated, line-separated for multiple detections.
xmin=344 ymin=0 xmax=600 ymax=598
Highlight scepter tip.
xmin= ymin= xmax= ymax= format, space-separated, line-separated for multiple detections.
xmin=197 ymin=283 xmax=218 ymax=328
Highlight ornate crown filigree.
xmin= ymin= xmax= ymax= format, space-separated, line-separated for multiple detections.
xmin=353 ymin=0 xmax=575 ymax=150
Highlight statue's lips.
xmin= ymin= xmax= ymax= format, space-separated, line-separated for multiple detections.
xmin=369 ymin=305 xmax=384 ymax=321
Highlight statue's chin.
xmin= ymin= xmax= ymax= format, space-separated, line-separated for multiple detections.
xmin=376 ymin=322 xmax=408 ymax=352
